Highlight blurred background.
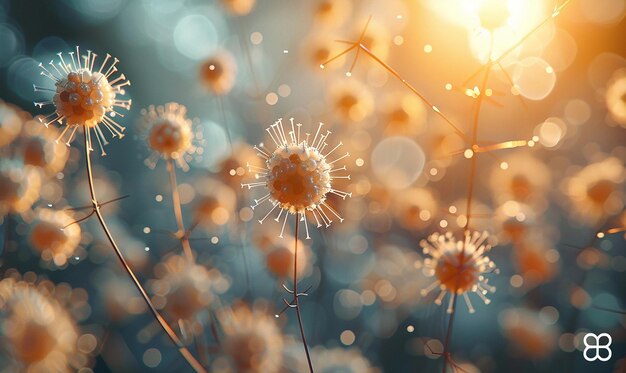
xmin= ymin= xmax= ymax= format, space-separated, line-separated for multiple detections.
xmin=0 ymin=0 xmax=625 ymax=372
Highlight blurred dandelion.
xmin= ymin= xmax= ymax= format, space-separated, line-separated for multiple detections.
xmin=420 ymin=231 xmax=498 ymax=314
xmin=499 ymin=307 xmax=559 ymax=359
xmin=566 ymin=156 xmax=625 ymax=225
xmin=214 ymin=302 xmax=283 ymax=373
xmin=139 ymin=102 xmax=202 ymax=172
xmin=0 ymin=159 xmax=41 ymax=218
xmin=152 ymin=254 xmax=228 ymax=323
xmin=139 ymin=102 xmax=203 ymax=261
xmin=29 ymin=208 xmax=81 ymax=267
xmin=193 ymin=178 xmax=237 ymax=234
xmin=0 ymin=100 xmax=26 ymax=148
xmin=33 ymin=47 xmax=131 ymax=155
xmin=220 ymin=0 xmax=256 ymax=17
xmin=0 ymin=275 xmax=94 ymax=372
xmin=18 ymin=118 xmax=70 ymax=177
xmin=199 ymin=50 xmax=238 ymax=96
xmin=292 ymin=345 xmax=379 ymax=373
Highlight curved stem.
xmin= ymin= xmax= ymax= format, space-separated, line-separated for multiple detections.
xmin=165 ymin=159 xmax=194 ymax=262
xmin=83 ymin=130 xmax=206 ymax=373
xmin=293 ymin=214 xmax=314 ymax=373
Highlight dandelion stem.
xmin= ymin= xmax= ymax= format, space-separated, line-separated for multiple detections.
xmin=293 ymin=214 xmax=314 ymax=373
xmin=166 ymin=159 xmax=195 ymax=262
xmin=442 ymin=34 xmax=494 ymax=373
xmin=83 ymin=130 xmax=206 ymax=373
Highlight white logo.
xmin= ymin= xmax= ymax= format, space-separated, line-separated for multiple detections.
xmin=583 ymin=333 xmax=612 ymax=362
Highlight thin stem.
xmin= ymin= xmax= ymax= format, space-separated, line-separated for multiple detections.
xmin=83 ymin=130 xmax=206 ymax=373
xmin=166 ymin=159 xmax=194 ymax=262
xmin=442 ymin=34 xmax=494 ymax=373
xmin=293 ymin=214 xmax=314 ymax=373
xmin=441 ymin=293 xmax=458 ymax=373
xmin=217 ymin=96 xmax=233 ymax=153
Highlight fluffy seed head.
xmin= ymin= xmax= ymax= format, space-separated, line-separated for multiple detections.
xmin=242 ymin=118 xmax=351 ymax=237
xmin=139 ymin=102 xmax=201 ymax=171
xmin=34 ymin=47 xmax=131 ymax=155
xmin=420 ymin=231 xmax=498 ymax=314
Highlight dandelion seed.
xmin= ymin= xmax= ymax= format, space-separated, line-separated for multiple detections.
xmin=33 ymin=47 xmax=132 ymax=155
xmin=242 ymin=118 xmax=351 ymax=237
xmin=420 ymin=231 xmax=498 ymax=314
xmin=138 ymin=102 xmax=200 ymax=171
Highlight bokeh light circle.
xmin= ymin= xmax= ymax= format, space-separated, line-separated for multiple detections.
xmin=512 ymin=57 xmax=556 ymax=100
xmin=0 ymin=23 xmax=23 ymax=68
xmin=174 ymin=15 xmax=218 ymax=60
xmin=371 ymin=137 xmax=425 ymax=190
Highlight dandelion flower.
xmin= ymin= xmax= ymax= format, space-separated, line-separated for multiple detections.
xmin=138 ymin=102 xmax=201 ymax=171
xmin=29 ymin=208 xmax=81 ymax=267
xmin=33 ymin=47 xmax=131 ymax=155
xmin=0 ymin=276 xmax=92 ymax=372
xmin=214 ymin=302 xmax=283 ymax=373
xmin=420 ymin=231 xmax=497 ymax=313
xmin=566 ymin=156 xmax=625 ymax=225
xmin=242 ymin=118 xmax=351 ymax=238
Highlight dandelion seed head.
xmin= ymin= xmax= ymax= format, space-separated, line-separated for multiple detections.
xmin=243 ymin=118 xmax=351 ymax=233
xmin=34 ymin=47 xmax=131 ymax=153
xmin=420 ymin=231 xmax=497 ymax=313
xmin=267 ymin=143 xmax=331 ymax=212
xmin=139 ymin=102 xmax=200 ymax=171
